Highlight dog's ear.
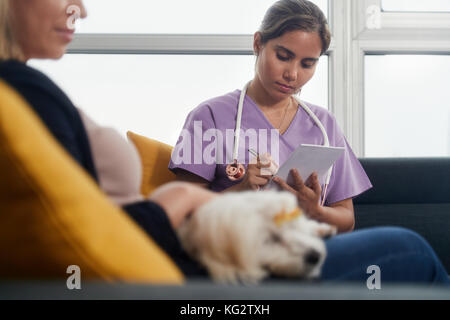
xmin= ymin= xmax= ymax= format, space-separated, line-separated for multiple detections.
xmin=269 ymin=233 xmax=282 ymax=244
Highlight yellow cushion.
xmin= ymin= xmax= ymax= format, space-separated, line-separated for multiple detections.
xmin=127 ymin=131 xmax=176 ymax=197
xmin=0 ymin=80 xmax=183 ymax=283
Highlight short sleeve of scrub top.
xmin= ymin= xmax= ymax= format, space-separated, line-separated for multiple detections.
xmin=169 ymin=90 xmax=372 ymax=202
xmin=168 ymin=103 xmax=217 ymax=182
xmin=320 ymin=119 xmax=373 ymax=205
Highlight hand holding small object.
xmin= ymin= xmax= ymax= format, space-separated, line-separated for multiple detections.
xmin=231 ymin=150 xmax=273 ymax=191
xmin=249 ymin=149 xmax=279 ymax=177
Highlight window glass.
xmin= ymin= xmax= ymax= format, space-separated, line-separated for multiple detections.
xmin=365 ymin=55 xmax=450 ymax=157
xmin=30 ymin=55 xmax=328 ymax=146
xmin=77 ymin=0 xmax=328 ymax=34
xmin=382 ymin=0 xmax=450 ymax=13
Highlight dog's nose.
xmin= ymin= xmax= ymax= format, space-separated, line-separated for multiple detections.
xmin=305 ymin=250 xmax=321 ymax=265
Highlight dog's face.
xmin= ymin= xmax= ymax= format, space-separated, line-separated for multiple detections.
xmin=255 ymin=192 xmax=335 ymax=280
xmin=260 ymin=213 xmax=329 ymax=280
xmin=178 ymin=191 xmax=336 ymax=284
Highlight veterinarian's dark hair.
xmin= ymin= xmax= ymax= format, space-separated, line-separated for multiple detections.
xmin=258 ymin=0 xmax=331 ymax=55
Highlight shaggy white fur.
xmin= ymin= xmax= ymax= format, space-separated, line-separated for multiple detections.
xmin=177 ymin=191 xmax=337 ymax=284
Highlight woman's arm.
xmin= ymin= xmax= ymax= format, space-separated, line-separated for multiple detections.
xmin=313 ymin=199 xmax=355 ymax=233
xmin=174 ymin=169 xmax=211 ymax=189
xmin=173 ymin=168 xmax=256 ymax=193
xmin=174 ymin=166 xmax=272 ymax=193
xmin=149 ymin=182 xmax=217 ymax=229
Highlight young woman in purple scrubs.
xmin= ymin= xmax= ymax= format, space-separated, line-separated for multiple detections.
xmin=171 ymin=0 xmax=367 ymax=233
xmin=170 ymin=0 xmax=450 ymax=285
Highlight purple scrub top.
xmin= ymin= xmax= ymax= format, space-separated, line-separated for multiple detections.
xmin=169 ymin=90 xmax=372 ymax=204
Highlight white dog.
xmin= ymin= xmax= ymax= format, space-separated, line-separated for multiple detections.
xmin=177 ymin=191 xmax=337 ymax=284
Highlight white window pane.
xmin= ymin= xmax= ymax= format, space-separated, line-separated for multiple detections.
xmin=78 ymin=0 xmax=328 ymax=34
xmin=382 ymin=0 xmax=450 ymax=12
xmin=30 ymin=55 xmax=327 ymax=146
xmin=365 ymin=55 xmax=450 ymax=157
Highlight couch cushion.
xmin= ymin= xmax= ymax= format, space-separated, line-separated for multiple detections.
xmin=0 ymin=80 xmax=183 ymax=283
xmin=127 ymin=131 xmax=176 ymax=197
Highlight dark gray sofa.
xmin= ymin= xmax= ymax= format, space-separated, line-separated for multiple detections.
xmin=1 ymin=158 xmax=449 ymax=300
xmin=355 ymin=158 xmax=450 ymax=274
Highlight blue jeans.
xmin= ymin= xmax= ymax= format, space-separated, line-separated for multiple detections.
xmin=321 ymin=227 xmax=450 ymax=286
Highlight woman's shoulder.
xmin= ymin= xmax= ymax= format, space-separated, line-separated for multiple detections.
xmin=188 ymin=90 xmax=240 ymax=119
xmin=300 ymin=100 xmax=344 ymax=144
xmin=194 ymin=90 xmax=240 ymax=112
xmin=0 ymin=59 xmax=75 ymax=109
xmin=0 ymin=60 xmax=53 ymax=86
xmin=301 ymin=100 xmax=335 ymax=120
xmin=0 ymin=59 xmax=30 ymax=74
xmin=301 ymin=100 xmax=340 ymax=128
xmin=0 ymin=59 xmax=84 ymax=140
xmin=0 ymin=60 xmax=71 ymax=105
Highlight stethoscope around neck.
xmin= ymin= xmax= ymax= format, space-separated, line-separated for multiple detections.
xmin=226 ymin=81 xmax=334 ymax=204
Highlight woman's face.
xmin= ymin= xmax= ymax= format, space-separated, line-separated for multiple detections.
xmin=9 ymin=0 xmax=87 ymax=61
xmin=254 ymin=30 xmax=322 ymax=101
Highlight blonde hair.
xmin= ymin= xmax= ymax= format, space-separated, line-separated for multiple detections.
xmin=0 ymin=0 xmax=24 ymax=61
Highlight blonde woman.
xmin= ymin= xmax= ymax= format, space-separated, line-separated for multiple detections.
xmin=0 ymin=0 xmax=216 ymax=277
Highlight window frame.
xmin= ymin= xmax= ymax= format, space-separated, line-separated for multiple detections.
xmin=333 ymin=0 xmax=450 ymax=156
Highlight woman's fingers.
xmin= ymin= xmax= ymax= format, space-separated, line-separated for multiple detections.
xmin=248 ymin=163 xmax=272 ymax=178
xmin=246 ymin=154 xmax=279 ymax=189
xmin=272 ymin=176 xmax=296 ymax=194
xmin=308 ymin=172 xmax=322 ymax=196
xmin=292 ymin=170 xmax=322 ymax=196
xmin=273 ymin=169 xmax=306 ymax=194
xmin=256 ymin=158 xmax=272 ymax=169
xmin=290 ymin=169 xmax=306 ymax=190
xmin=250 ymin=155 xmax=273 ymax=169
xmin=255 ymin=174 xmax=273 ymax=180
xmin=250 ymin=175 xmax=271 ymax=187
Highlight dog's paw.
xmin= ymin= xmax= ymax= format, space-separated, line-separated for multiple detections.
xmin=203 ymin=259 xmax=241 ymax=285
xmin=316 ymin=223 xmax=338 ymax=239
xmin=205 ymin=259 xmax=267 ymax=285
xmin=236 ymin=268 xmax=268 ymax=285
